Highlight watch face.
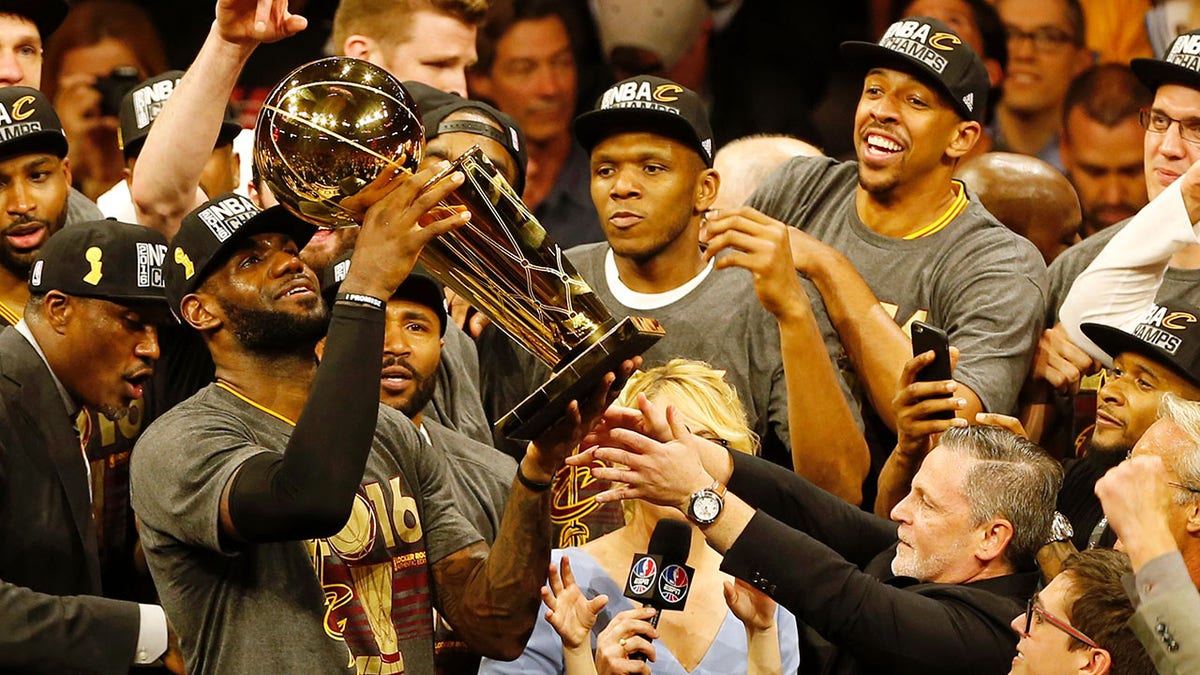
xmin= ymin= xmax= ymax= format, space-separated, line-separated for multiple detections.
xmin=691 ymin=491 xmax=722 ymax=523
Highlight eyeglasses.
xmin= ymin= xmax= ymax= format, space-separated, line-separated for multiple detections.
xmin=1139 ymin=108 xmax=1200 ymax=145
xmin=1005 ymin=24 xmax=1078 ymax=51
xmin=1168 ymin=481 xmax=1200 ymax=495
xmin=1024 ymin=597 xmax=1100 ymax=649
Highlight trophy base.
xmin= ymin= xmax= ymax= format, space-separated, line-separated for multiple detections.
xmin=497 ymin=316 xmax=665 ymax=441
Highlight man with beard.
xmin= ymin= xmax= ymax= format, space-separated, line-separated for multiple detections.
xmin=1053 ymin=304 xmax=1200 ymax=549
xmin=0 ymin=84 xmax=208 ymax=604
xmin=0 ymin=1 xmax=102 ymax=226
xmin=130 ymin=182 xmax=631 ymax=673
xmin=322 ymin=253 xmax=517 ymax=673
xmin=727 ymin=17 xmax=1046 ymax=503
xmin=0 ymin=86 xmax=70 ymax=325
xmin=0 ymin=220 xmax=180 ymax=672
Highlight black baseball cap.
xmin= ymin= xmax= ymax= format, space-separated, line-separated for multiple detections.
xmin=841 ymin=17 xmax=989 ymax=123
xmin=119 ymin=71 xmax=243 ymax=160
xmin=320 ymin=249 xmax=448 ymax=335
xmin=1082 ymin=302 xmax=1200 ymax=388
xmin=0 ymin=1 xmax=68 ymax=38
xmin=1132 ymin=29 xmax=1200 ymax=92
xmin=0 ymin=87 xmax=67 ymax=160
xmin=29 ymin=220 xmax=168 ymax=304
xmin=166 ymin=193 xmax=316 ymax=313
xmin=573 ymin=75 xmax=714 ymax=166
xmin=405 ymin=81 xmax=529 ymax=194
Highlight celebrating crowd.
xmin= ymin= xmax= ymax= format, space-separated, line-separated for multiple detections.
xmin=2 ymin=0 xmax=1200 ymax=674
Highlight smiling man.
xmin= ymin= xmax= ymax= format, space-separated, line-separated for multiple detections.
xmin=732 ymin=17 xmax=1046 ymax=502
xmin=991 ymin=0 xmax=1093 ymax=170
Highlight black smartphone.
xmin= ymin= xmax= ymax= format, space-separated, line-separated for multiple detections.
xmin=911 ymin=321 xmax=951 ymax=382
xmin=911 ymin=321 xmax=954 ymax=421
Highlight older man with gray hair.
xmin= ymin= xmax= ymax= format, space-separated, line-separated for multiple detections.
xmin=1096 ymin=392 xmax=1200 ymax=670
xmin=572 ymin=404 xmax=1063 ymax=673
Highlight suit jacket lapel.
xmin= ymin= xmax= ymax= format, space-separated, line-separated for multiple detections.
xmin=0 ymin=329 xmax=102 ymax=589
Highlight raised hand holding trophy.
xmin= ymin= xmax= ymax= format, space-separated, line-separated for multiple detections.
xmin=254 ymin=57 xmax=663 ymax=440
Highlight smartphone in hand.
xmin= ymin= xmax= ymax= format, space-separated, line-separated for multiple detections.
xmin=911 ymin=321 xmax=953 ymax=420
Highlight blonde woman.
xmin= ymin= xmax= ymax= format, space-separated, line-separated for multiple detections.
xmin=480 ymin=360 xmax=800 ymax=674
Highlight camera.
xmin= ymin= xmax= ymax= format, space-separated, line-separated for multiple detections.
xmin=94 ymin=66 xmax=141 ymax=118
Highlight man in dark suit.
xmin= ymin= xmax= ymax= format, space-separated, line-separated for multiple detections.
xmin=0 ymin=219 xmax=177 ymax=672
xmin=575 ymin=407 xmax=1062 ymax=674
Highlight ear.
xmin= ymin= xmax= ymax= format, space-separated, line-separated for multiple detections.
xmin=40 ymin=290 xmax=73 ymax=334
xmin=1184 ymin=499 xmax=1200 ymax=537
xmin=342 ymin=34 xmax=376 ymax=61
xmin=1080 ymin=647 xmax=1112 ymax=675
xmin=230 ymin=151 xmax=242 ymax=193
xmin=61 ymin=157 xmax=72 ymax=186
xmin=975 ymin=517 xmax=1014 ymax=566
xmin=180 ymin=293 xmax=221 ymax=332
xmin=693 ymin=167 xmax=720 ymax=214
xmin=946 ymin=121 xmax=982 ymax=160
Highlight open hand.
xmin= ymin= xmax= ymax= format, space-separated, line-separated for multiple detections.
xmin=543 ymin=556 xmax=609 ymax=649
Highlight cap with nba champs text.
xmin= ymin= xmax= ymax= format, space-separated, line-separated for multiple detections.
xmin=840 ymin=16 xmax=990 ymax=123
xmin=573 ymin=75 xmax=714 ymax=166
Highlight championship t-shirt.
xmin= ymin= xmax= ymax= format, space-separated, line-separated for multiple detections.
xmin=131 ymin=384 xmax=482 ymax=674
xmin=749 ymin=156 xmax=1047 ymax=465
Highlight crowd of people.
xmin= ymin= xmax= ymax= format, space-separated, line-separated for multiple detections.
xmin=3 ymin=0 xmax=1200 ymax=674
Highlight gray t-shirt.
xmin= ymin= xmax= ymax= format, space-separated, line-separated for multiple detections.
xmin=749 ymin=157 xmax=1047 ymax=417
xmin=424 ymin=419 xmax=515 ymax=545
xmin=570 ymin=243 xmax=792 ymax=463
xmin=65 ymin=187 xmax=103 ymax=225
xmin=1045 ymin=219 xmax=1200 ymax=324
xmin=424 ymin=321 xmax=494 ymax=446
xmin=131 ymin=384 xmax=482 ymax=674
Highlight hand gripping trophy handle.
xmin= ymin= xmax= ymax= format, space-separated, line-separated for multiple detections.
xmin=418 ymin=146 xmax=664 ymax=440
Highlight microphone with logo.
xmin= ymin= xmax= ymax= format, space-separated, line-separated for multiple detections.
xmin=622 ymin=517 xmax=694 ymax=661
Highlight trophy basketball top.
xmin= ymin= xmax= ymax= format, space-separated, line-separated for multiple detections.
xmin=254 ymin=57 xmax=424 ymax=229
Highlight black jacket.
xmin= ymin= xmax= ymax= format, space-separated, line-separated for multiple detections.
xmin=721 ymin=450 xmax=1037 ymax=674
xmin=0 ymin=328 xmax=139 ymax=673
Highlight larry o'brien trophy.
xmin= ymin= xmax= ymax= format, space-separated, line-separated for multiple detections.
xmin=255 ymin=57 xmax=664 ymax=440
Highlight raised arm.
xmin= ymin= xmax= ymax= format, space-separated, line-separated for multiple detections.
xmin=131 ymin=0 xmax=307 ymax=237
xmin=702 ymin=207 xmax=869 ymax=504
xmin=217 ymin=166 xmax=468 ymax=542
xmin=1060 ymin=162 xmax=1200 ymax=365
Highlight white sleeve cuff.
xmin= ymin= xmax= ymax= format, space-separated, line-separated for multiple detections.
xmin=135 ymin=604 xmax=169 ymax=665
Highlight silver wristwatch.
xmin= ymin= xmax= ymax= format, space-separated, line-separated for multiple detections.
xmin=1048 ymin=511 xmax=1074 ymax=544
xmin=687 ymin=482 xmax=726 ymax=526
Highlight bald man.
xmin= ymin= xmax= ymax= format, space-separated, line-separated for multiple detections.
xmin=956 ymin=152 xmax=1082 ymax=264
xmin=712 ymin=134 xmax=823 ymax=211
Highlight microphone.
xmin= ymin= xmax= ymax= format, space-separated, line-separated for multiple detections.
xmin=622 ymin=518 xmax=694 ymax=660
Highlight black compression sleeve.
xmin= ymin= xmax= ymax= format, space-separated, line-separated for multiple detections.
xmin=226 ymin=301 xmax=385 ymax=542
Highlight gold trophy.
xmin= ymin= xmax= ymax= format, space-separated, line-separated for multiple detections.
xmin=255 ymin=58 xmax=664 ymax=440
